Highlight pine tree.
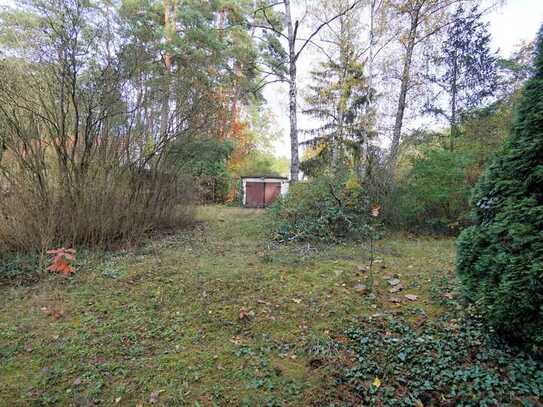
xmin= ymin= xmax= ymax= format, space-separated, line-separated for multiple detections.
xmin=302 ymin=60 xmax=371 ymax=173
xmin=456 ymin=24 xmax=543 ymax=346
xmin=425 ymin=5 xmax=497 ymax=150
xmin=301 ymin=12 xmax=373 ymax=177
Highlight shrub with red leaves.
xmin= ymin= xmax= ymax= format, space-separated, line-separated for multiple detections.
xmin=46 ymin=248 xmax=76 ymax=276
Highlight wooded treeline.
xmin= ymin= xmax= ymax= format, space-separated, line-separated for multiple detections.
xmin=0 ymin=0 xmax=535 ymax=254
xmin=261 ymin=0 xmax=532 ymax=234
xmin=0 ymin=0 xmax=285 ymax=253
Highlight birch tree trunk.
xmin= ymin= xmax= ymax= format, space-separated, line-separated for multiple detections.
xmin=285 ymin=0 xmax=300 ymax=182
xmin=358 ymin=0 xmax=377 ymax=181
xmin=159 ymin=0 xmax=174 ymax=140
xmin=387 ymin=3 xmax=421 ymax=173
xmin=450 ymin=53 xmax=458 ymax=151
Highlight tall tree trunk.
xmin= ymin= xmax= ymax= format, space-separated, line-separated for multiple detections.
xmin=335 ymin=25 xmax=349 ymax=176
xmin=285 ymin=0 xmax=299 ymax=182
xmin=450 ymin=54 xmax=458 ymax=151
xmin=388 ymin=4 xmax=421 ymax=174
xmin=159 ymin=0 xmax=174 ymax=140
xmin=367 ymin=0 xmax=375 ymax=93
xmin=358 ymin=0 xmax=377 ymax=181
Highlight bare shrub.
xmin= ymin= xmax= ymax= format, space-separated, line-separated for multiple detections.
xmin=0 ymin=166 xmax=195 ymax=254
xmin=0 ymin=1 xmax=196 ymax=256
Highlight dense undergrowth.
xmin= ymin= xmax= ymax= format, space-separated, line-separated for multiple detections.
xmin=317 ymin=316 xmax=543 ymax=406
xmin=269 ymin=175 xmax=374 ymax=242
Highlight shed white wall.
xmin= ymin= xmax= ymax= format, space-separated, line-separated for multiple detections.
xmin=280 ymin=182 xmax=289 ymax=196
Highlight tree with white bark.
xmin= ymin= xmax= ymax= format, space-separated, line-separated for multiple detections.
xmin=386 ymin=0 xmax=466 ymax=174
xmin=252 ymin=0 xmax=361 ymax=182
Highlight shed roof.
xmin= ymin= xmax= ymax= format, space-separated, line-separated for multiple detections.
xmin=240 ymin=175 xmax=288 ymax=180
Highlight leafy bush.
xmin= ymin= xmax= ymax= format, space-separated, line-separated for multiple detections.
xmin=388 ymin=96 xmax=514 ymax=235
xmin=456 ymin=26 xmax=543 ymax=346
xmin=269 ymin=176 xmax=373 ymax=242
xmin=169 ymin=138 xmax=234 ymax=203
xmin=325 ymin=317 xmax=543 ymax=406
xmin=395 ymin=148 xmax=474 ymax=234
xmin=236 ymin=150 xmax=288 ymax=178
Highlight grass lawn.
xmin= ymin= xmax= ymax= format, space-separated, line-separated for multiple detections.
xmin=0 ymin=206 xmax=518 ymax=405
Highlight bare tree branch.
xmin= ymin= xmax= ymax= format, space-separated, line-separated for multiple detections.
xmin=252 ymin=78 xmax=289 ymax=93
xmin=294 ymin=0 xmax=361 ymax=62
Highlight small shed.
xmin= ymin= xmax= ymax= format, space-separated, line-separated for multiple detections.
xmin=241 ymin=176 xmax=289 ymax=208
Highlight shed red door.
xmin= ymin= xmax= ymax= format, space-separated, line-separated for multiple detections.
xmin=264 ymin=182 xmax=281 ymax=206
xmin=245 ymin=181 xmax=282 ymax=207
xmin=246 ymin=182 xmax=265 ymax=208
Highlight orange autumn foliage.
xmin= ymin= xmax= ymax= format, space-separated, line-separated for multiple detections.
xmin=215 ymin=92 xmax=257 ymax=201
xmin=46 ymin=248 xmax=76 ymax=276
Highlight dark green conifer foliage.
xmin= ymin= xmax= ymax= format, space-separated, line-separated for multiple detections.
xmin=456 ymin=24 xmax=543 ymax=346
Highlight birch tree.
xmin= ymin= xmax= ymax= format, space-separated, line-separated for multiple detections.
xmin=386 ymin=0 xmax=463 ymax=173
xmin=253 ymin=0 xmax=360 ymax=182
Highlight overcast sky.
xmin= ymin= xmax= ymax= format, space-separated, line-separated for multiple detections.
xmin=265 ymin=0 xmax=543 ymax=158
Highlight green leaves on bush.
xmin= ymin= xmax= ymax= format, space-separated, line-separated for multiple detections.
xmin=269 ymin=176 xmax=374 ymax=242
xmin=456 ymin=25 xmax=543 ymax=347
xmin=168 ymin=138 xmax=234 ymax=203
xmin=395 ymin=148 xmax=474 ymax=234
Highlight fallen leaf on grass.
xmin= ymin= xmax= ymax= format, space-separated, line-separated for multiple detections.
xmin=239 ymin=307 xmax=255 ymax=321
xmin=354 ymin=283 xmax=367 ymax=292
xmin=91 ymin=356 xmax=106 ymax=365
xmin=41 ymin=306 xmax=64 ymax=320
xmin=404 ymin=294 xmax=418 ymax=301
xmin=372 ymin=377 xmax=381 ymax=388
xmin=388 ymin=278 xmax=401 ymax=286
xmin=389 ymin=284 xmax=404 ymax=293
xmin=230 ymin=336 xmax=243 ymax=345
xmin=414 ymin=316 xmax=427 ymax=328
xmin=149 ymin=389 xmax=164 ymax=404
xmin=356 ymin=265 xmax=367 ymax=273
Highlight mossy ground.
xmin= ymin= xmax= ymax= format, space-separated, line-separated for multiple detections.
xmin=0 ymin=206 xmax=456 ymax=406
